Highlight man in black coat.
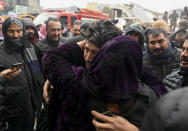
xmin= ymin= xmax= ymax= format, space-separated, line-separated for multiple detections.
xmin=164 ymin=33 xmax=188 ymax=90
xmin=143 ymin=28 xmax=181 ymax=80
xmin=34 ymin=17 xmax=68 ymax=68
xmin=0 ymin=16 xmax=44 ymax=131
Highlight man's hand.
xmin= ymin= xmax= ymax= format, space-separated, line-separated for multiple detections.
xmin=43 ymin=79 xmax=54 ymax=103
xmin=91 ymin=110 xmax=139 ymax=131
xmin=0 ymin=68 xmax=21 ymax=80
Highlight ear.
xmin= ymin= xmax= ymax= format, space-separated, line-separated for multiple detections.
xmin=167 ymin=37 xmax=170 ymax=45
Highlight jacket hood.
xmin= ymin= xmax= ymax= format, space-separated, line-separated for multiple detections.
xmin=2 ymin=16 xmax=30 ymax=51
xmin=125 ymin=25 xmax=145 ymax=46
xmin=86 ymin=35 xmax=143 ymax=101
xmin=22 ymin=18 xmax=39 ymax=39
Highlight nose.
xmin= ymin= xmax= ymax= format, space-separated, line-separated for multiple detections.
xmin=13 ymin=31 xmax=19 ymax=38
xmin=154 ymin=43 xmax=160 ymax=49
xmin=181 ymin=50 xmax=187 ymax=57
xmin=85 ymin=52 xmax=92 ymax=62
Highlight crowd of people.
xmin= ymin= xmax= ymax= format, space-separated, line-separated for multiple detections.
xmin=0 ymin=6 xmax=188 ymax=131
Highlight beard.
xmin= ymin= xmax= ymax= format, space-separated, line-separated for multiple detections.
xmin=27 ymin=33 xmax=34 ymax=40
xmin=180 ymin=56 xmax=188 ymax=72
xmin=10 ymin=38 xmax=24 ymax=48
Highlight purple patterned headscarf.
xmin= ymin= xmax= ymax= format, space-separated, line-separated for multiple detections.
xmin=86 ymin=35 xmax=143 ymax=101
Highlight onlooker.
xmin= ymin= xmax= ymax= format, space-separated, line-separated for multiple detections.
xmin=124 ymin=24 xmax=146 ymax=54
xmin=68 ymin=20 xmax=81 ymax=38
xmin=0 ymin=16 xmax=44 ymax=131
xmin=164 ymin=33 xmax=188 ymax=90
xmin=152 ymin=20 xmax=169 ymax=34
xmin=22 ymin=18 xmax=39 ymax=45
xmin=143 ymin=28 xmax=181 ymax=80
xmin=178 ymin=20 xmax=188 ymax=30
xmin=170 ymin=29 xmax=187 ymax=48
xmin=180 ymin=6 xmax=188 ymax=20
xmin=162 ymin=11 xmax=168 ymax=23
xmin=34 ymin=18 xmax=67 ymax=68
xmin=169 ymin=10 xmax=179 ymax=32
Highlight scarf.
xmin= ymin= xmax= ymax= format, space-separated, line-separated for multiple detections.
xmin=147 ymin=45 xmax=174 ymax=63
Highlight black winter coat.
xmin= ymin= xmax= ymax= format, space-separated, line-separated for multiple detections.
xmin=0 ymin=77 xmax=7 ymax=131
xmin=34 ymin=36 xmax=67 ymax=68
xmin=0 ymin=43 xmax=43 ymax=118
xmin=143 ymin=47 xmax=181 ymax=80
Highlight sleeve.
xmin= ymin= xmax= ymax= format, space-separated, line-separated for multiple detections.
xmin=42 ymin=42 xmax=86 ymax=92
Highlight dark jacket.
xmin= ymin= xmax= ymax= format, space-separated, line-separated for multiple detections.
xmin=42 ymin=36 xmax=160 ymax=131
xmin=140 ymin=88 xmax=188 ymax=131
xmin=0 ymin=76 xmax=7 ymax=131
xmin=0 ymin=17 xmax=45 ymax=118
xmin=0 ymin=43 xmax=44 ymax=118
xmin=143 ymin=47 xmax=181 ymax=80
xmin=163 ymin=69 xmax=188 ymax=91
xmin=34 ymin=36 xmax=67 ymax=68
xmin=124 ymin=25 xmax=146 ymax=54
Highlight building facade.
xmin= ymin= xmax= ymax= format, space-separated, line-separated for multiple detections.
xmin=0 ymin=0 xmax=40 ymax=15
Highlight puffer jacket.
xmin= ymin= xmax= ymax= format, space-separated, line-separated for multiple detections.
xmin=140 ymin=88 xmax=188 ymax=131
xmin=163 ymin=69 xmax=188 ymax=91
xmin=143 ymin=47 xmax=181 ymax=80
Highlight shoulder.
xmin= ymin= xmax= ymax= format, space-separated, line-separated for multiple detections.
xmin=172 ymin=47 xmax=182 ymax=60
xmin=35 ymin=38 xmax=47 ymax=46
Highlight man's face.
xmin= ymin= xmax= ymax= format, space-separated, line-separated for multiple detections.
xmin=26 ymin=26 xmax=35 ymax=40
xmin=84 ymin=41 xmax=99 ymax=68
xmin=148 ymin=33 xmax=169 ymax=55
xmin=180 ymin=40 xmax=188 ymax=66
xmin=175 ymin=32 xmax=185 ymax=48
xmin=7 ymin=24 xmax=23 ymax=39
xmin=47 ymin=21 xmax=61 ymax=41
xmin=72 ymin=25 xmax=80 ymax=36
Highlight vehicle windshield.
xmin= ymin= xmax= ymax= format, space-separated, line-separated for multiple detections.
xmin=33 ymin=14 xmax=58 ymax=25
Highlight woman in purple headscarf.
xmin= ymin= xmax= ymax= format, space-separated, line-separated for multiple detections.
xmin=42 ymin=20 xmax=167 ymax=131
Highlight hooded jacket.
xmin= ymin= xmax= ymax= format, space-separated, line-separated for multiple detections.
xmin=22 ymin=18 xmax=39 ymax=44
xmin=141 ymin=88 xmax=188 ymax=131
xmin=124 ymin=24 xmax=145 ymax=46
xmin=0 ymin=17 xmax=44 ymax=118
xmin=42 ymin=35 xmax=164 ymax=131
xmin=163 ymin=69 xmax=188 ymax=91
xmin=170 ymin=29 xmax=187 ymax=48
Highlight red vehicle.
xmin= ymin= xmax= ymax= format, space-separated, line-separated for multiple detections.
xmin=33 ymin=8 xmax=110 ymax=30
